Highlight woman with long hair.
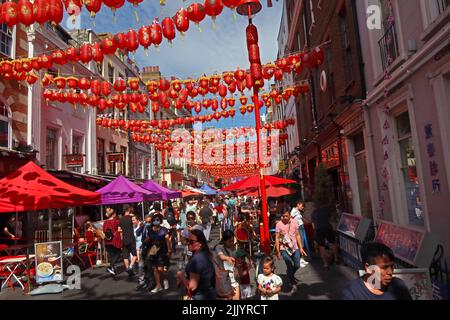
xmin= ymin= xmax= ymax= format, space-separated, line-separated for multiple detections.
xmin=177 ymin=229 xmax=216 ymax=300
xmin=215 ymin=230 xmax=240 ymax=300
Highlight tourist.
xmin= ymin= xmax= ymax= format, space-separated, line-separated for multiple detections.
xmin=311 ymin=205 xmax=339 ymax=269
xmin=199 ymin=200 xmax=214 ymax=241
xmin=120 ymin=206 xmax=137 ymax=276
xmin=3 ymin=215 xmax=22 ymax=245
xmin=149 ymin=202 xmax=162 ymax=216
xmin=215 ymin=230 xmax=239 ymax=300
xmin=132 ymin=215 xmax=143 ymax=267
xmin=136 ymin=214 xmax=155 ymax=292
xmin=257 ymin=256 xmax=283 ymax=300
xmin=177 ymin=229 xmax=216 ymax=300
xmin=216 ymin=199 xmax=226 ymax=229
xmin=102 ymin=208 xmax=122 ymax=276
xmin=186 ymin=199 xmax=198 ymax=213
xmin=235 ymin=248 xmax=252 ymax=299
xmin=341 ymin=242 xmax=412 ymax=300
xmin=180 ymin=211 xmax=204 ymax=269
xmin=275 ymin=211 xmax=307 ymax=294
xmin=291 ymin=200 xmax=311 ymax=266
xmin=144 ymin=213 xmax=172 ymax=293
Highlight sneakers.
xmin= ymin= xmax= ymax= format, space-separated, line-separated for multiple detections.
xmin=150 ymin=287 xmax=163 ymax=293
xmin=107 ymin=268 xmax=116 ymax=276
xmin=126 ymin=268 xmax=135 ymax=277
xmin=163 ymin=279 xmax=169 ymax=290
xmin=290 ymin=285 xmax=298 ymax=294
xmin=300 ymin=258 xmax=309 ymax=267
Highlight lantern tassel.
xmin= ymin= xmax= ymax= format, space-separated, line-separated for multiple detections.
xmin=135 ymin=9 xmax=139 ymax=22
xmin=144 ymin=48 xmax=149 ymax=56
xmin=180 ymin=32 xmax=185 ymax=40
xmin=212 ymin=17 xmax=217 ymax=31
xmin=233 ymin=10 xmax=237 ymax=21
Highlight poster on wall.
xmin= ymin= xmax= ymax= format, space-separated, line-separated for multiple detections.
xmin=34 ymin=241 xmax=63 ymax=284
xmin=375 ymin=221 xmax=425 ymax=265
xmin=337 ymin=213 xmax=362 ymax=238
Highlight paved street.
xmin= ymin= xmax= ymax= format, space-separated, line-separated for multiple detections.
xmin=0 ymin=226 xmax=356 ymax=300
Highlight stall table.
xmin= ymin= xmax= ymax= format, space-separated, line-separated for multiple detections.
xmin=0 ymin=255 xmax=35 ymax=290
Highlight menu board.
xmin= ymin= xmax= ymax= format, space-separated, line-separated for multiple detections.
xmin=35 ymin=241 xmax=63 ymax=284
xmin=375 ymin=221 xmax=425 ymax=265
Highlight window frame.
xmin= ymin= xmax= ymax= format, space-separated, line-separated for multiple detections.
xmin=0 ymin=101 xmax=12 ymax=149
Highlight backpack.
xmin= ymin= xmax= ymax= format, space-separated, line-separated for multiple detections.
xmin=212 ymin=256 xmax=234 ymax=299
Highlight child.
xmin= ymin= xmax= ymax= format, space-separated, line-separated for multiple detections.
xmin=235 ymin=249 xmax=252 ymax=299
xmin=257 ymin=256 xmax=283 ymax=300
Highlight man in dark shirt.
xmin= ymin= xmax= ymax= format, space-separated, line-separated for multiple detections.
xmin=341 ymin=242 xmax=412 ymax=300
xmin=120 ymin=206 xmax=137 ymax=276
xmin=311 ymin=207 xmax=338 ymax=269
xmin=199 ymin=201 xmax=213 ymax=242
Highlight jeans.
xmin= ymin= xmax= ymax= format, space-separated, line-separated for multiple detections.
xmin=105 ymin=245 xmax=121 ymax=271
xmin=193 ymin=288 xmax=217 ymax=300
xmin=203 ymin=223 xmax=212 ymax=241
xmin=281 ymin=249 xmax=301 ymax=285
xmin=299 ymin=225 xmax=311 ymax=257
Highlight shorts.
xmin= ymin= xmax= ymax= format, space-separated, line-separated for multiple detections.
xmin=315 ymin=228 xmax=336 ymax=247
xmin=122 ymin=242 xmax=137 ymax=258
xmin=150 ymin=254 xmax=170 ymax=268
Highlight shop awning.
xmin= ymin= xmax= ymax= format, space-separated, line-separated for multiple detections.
xmin=96 ymin=175 xmax=161 ymax=205
xmin=220 ymin=175 xmax=297 ymax=192
xmin=199 ymin=184 xmax=218 ymax=196
xmin=0 ymin=161 xmax=101 ymax=213
xmin=237 ymin=185 xmax=298 ymax=198
xmin=141 ymin=180 xmax=182 ymax=200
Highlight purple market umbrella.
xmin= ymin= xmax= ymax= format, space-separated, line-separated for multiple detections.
xmin=96 ymin=176 xmax=161 ymax=205
xmin=141 ymin=180 xmax=182 ymax=201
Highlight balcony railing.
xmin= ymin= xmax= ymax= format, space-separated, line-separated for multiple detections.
xmin=437 ymin=0 xmax=450 ymax=14
xmin=378 ymin=22 xmax=400 ymax=70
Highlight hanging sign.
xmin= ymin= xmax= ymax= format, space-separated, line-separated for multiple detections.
xmin=65 ymin=154 xmax=84 ymax=168
xmin=107 ymin=152 xmax=125 ymax=162
xmin=321 ymin=142 xmax=340 ymax=169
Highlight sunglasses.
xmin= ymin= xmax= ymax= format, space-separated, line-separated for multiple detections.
xmin=187 ymin=239 xmax=199 ymax=245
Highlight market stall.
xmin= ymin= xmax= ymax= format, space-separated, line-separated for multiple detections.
xmin=141 ymin=180 xmax=181 ymax=201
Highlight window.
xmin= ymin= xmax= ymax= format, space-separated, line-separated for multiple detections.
xmin=0 ymin=22 xmax=13 ymax=57
xmin=0 ymin=102 xmax=11 ymax=148
xmin=107 ymin=63 xmax=114 ymax=83
xmin=378 ymin=0 xmax=399 ymax=70
xmin=339 ymin=10 xmax=354 ymax=85
xmin=352 ymin=132 xmax=372 ymax=219
xmin=46 ymin=128 xmax=58 ymax=169
xmin=72 ymin=135 xmax=83 ymax=155
xmin=97 ymin=138 xmax=105 ymax=173
xmin=120 ymin=146 xmax=127 ymax=175
xmin=396 ymin=112 xmax=424 ymax=227
xmin=436 ymin=0 xmax=450 ymax=14
xmin=109 ymin=142 xmax=116 ymax=174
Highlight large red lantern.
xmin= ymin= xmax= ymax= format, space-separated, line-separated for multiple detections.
xmin=101 ymin=37 xmax=117 ymax=55
xmin=262 ymin=63 xmax=275 ymax=79
xmin=162 ymin=17 xmax=176 ymax=44
xmin=90 ymin=79 xmax=102 ymax=96
xmin=33 ymin=0 xmax=50 ymax=25
xmin=146 ymin=80 xmax=158 ymax=93
xmin=158 ymin=78 xmax=170 ymax=91
xmin=3 ymin=1 xmax=19 ymax=27
xmin=67 ymin=77 xmax=78 ymax=89
xmin=38 ymin=54 xmax=52 ymax=69
xmin=63 ymin=0 xmax=81 ymax=18
xmin=174 ymin=8 xmax=189 ymax=34
xmin=126 ymin=29 xmax=139 ymax=53
xmin=79 ymin=77 xmax=91 ymax=90
xmin=228 ymin=81 xmax=236 ymax=94
xmin=150 ymin=20 xmax=163 ymax=48
xmin=274 ymin=68 xmax=283 ymax=81
xmin=187 ymin=3 xmax=206 ymax=27
xmin=204 ymin=0 xmax=223 ymax=25
xmin=101 ymin=81 xmax=112 ymax=96
xmin=139 ymin=93 xmax=148 ymax=106
xmin=98 ymin=98 xmax=107 ymax=112
xmin=104 ymin=0 xmax=125 ymax=15
xmin=84 ymin=0 xmax=102 ymax=18
xmin=113 ymin=32 xmax=128 ymax=51
xmin=54 ymin=77 xmax=66 ymax=89
xmin=234 ymin=68 xmax=246 ymax=81
xmin=65 ymin=47 xmax=80 ymax=63
xmin=222 ymin=72 xmax=234 ymax=85
xmin=218 ymin=84 xmax=227 ymax=98
xmin=113 ymin=78 xmax=126 ymax=92
xmin=138 ymin=26 xmax=152 ymax=50
xmin=128 ymin=78 xmax=139 ymax=91
xmin=80 ymin=42 xmax=93 ymax=64
xmin=41 ymin=73 xmax=53 ymax=87
xmin=52 ymin=50 xmax=66 ymax=65
xmin=49 ymin=0 xmax=63 ymax=25
xmin=25 ymin=72 xmax=38 ymax=85
xmin=18 ymin=0 xmax=35 ymax=27
xmin=92 ymin=42 xmax=104 ymax=63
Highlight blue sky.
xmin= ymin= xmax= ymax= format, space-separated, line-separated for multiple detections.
xmin=72 ymin=0 xmax=283 ymax=129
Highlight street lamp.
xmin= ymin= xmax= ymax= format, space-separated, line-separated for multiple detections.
xmin=237 ymin=0 xmax=270 ymax=255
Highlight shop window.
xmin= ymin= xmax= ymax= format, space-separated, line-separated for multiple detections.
xmin=0 ymin=21 xmax=13 ymax=58
xmin=0 ymin=101 xmax=11 ymax=148
xmin=396 ymin=112 xmax=424 ymax=226
xmin=46 ymin=128 xmax=58 ymax=169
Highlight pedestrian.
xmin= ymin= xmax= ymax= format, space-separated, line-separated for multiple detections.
xmin=257 ymin=256 xmax=283 ymax=300
xmin=186 ymin=199 xmax=198 ymax=213
xmin=275 ymin=211 xmax=307 ymax=294
xmin=311 ymin=205 xmax=339 ymax=269
xmin=291 ymin=200 xmax=311 ymax=266
xmin=199 ymin=200 xmax=214 ymax=241
xmin=102 ymin=208 xmax=122 ymax=276
xmin=136 ymin=214 xmax=155 ymax=292
xmin=120 ymin=206 xmax=137 ymax=276
xmin=235 ymin=248 xmax=252 ymax=299
xmin=144 ymin=213 xmax=172 ymax=293
xmin=149 ymin=202 xmax=162 ymax=216
xmin=216 ymin=199 xmax=226 ymax=228
xmin=215 ymin=230 xmax=239 ymax=300
xmin=177 ymin=229 xmax=216 ymax=300
xmin=341 ymin=242 xmax=412 ymax=300
xmin=3 ymin=215 xmax=22 ymax=245
xmin=132 ymin=215 xmax=143 ymax=268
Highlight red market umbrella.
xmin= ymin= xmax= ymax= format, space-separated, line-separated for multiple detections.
xmin=221 ymin=175 xmax=297 ymax=192
xmin=238 ymin=185 xmax=298 ymax=198
xmin=0 ymin=161 xmax=101 ymax=213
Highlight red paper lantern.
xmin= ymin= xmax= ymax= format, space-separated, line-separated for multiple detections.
xmin=138 ymin=26 xmax=152 ymax=50
xmin=204 ymin=0 xmax=223 ymax=22
xmin=111 ymin=93 xmax=121 ymax=104
xmin=98 ymin=98 xmax=107 ymax=111
xmin=84 ymin=0 xmax=102 ymax=18
xmin=54 ymin=77 xmax=66 ymax=89
xmin=130 ymin=92 xmax=140 ymax=104
xmin=101 ymin=81 xmax=112 ymax=96
xmin=2 ymin=1 xmax=19 ymax=27
xmin=234 ymin=68 xmax=246 ymax=81
xmin=274 ymin=68 xmax=283 ymax=81
xmin=126 ymin=29 xmax=139 ymax=52
xmin=52 ymin=50 xmax=66 ymax=65
xmin=41 ymin=73 xmax=53 ymax=87
xmin=227 ymin=98 xmax=235 ymax=107
xmin=222 ymin=72 xmax=234 ymax=85
xmin=158 ymin=78 xmax=170 ymax=91
xmin=101 ymin=37 xmax=117 ymax=55
xmin=223 ymin=0 xmax=239 ymax=9
xmin=146 ymin=80 xmax=158 ymax=93
xmin=187 ymin=3 xmax=206 ymax=26
xmin=65 ymin=47 xmax=80 ymax=63
xmin=92 ymin=42 xmax=104 ymax=63
xmin=262 ymin=63 xmax=275 ymax=79
xmin=38 ymin=54 xmax=52 ymax=69
xmin=113 ymin=32 xmax=128 ymax=51
xmin=218 ymin=84 xmax=227 ymax=98
xmin=211 ymin=99 xmax=219 ymax=111
xmin=151 ymin=102 xmax=159 ymax=113
xmin=240 ymin=96 xmax=247 ymax=105
xmin=127 ymin=0 xmax=143 ymax=7
xmin=236 ymin=80 xmax=245 ymax=92
xmin=33 ymin=0 xmax=50 ymax=25
xmin=162 ymin=17 xmax=176 ymax=44
xmin=189 ymin=87 xmax=199 ymax=98
xmin=13 ymin=60 xmax=23 ymax=72
xmin=104 ymin=0 xmax=125 ymax=14
xmin=79 ymin=77 xmax=91 ymax=90
xmin=80 ymin=42 xmax=93 ymax=64
xmin=90 ymin=79 xmax=102 ymax=95
xmin=168 ymin=89 xmax=179 ymax=100
xmin=128 ymin=77 xmax=139 ymax=91
xmin=18 ymin=0 xmax=35 ymax=26
xmin=49 ymin=0 xmax=63 ymax=25
xmin=174 ymin=8 xmax=189 ymax=34
xmin=171 ymin=80 xmax=182 ymax=92
xmin=63 ymin=0 xmax=81 ymax=17
xmin=150 ymin=20 xmax=163 ymax=47
xmin=139 ymin=93 xmax=148 ymax=106
xmin=113 ymin=78 xmax=126 ymax=92
xmin=229 ymin=109 xmax=235 ymax=117
xmin=228 ymin=81 xmax=236 ymax=94
xmin=240 ymin=106 xmax=246 ymax=115
xmin=275 ymin=95 xmax=282 ymax=105
xmin=26 ymin=72 xmax=38 ymax=85
xmin=22 ymin=59 xmax=32 ymax=72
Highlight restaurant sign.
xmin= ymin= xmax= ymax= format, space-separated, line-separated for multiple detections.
xmin=65 ymin=154 xmax=84 ymax=168
xmin=107 ymin=152 xmax=125 ymax=162
xmin=34 ymin=241 xmax=63 ymax=284
xmin=321 ymin=142 xmax=340 ymax=169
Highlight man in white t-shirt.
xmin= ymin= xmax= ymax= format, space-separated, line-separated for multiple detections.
xmin=291 ymin=200 xmax=310 ymax=267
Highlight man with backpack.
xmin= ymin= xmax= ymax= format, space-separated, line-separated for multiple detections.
xmin=102 ymin=208 xmax=122 ymax=276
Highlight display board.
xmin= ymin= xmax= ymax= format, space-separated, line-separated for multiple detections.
xmin=35 ymin=241 xmax=63 ymax=284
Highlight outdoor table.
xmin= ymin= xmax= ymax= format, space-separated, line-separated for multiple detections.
xmin=0 ymin=244 xmax=34 ymax=256
xmin=0 ymin=255 xmax=36 ymax=290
